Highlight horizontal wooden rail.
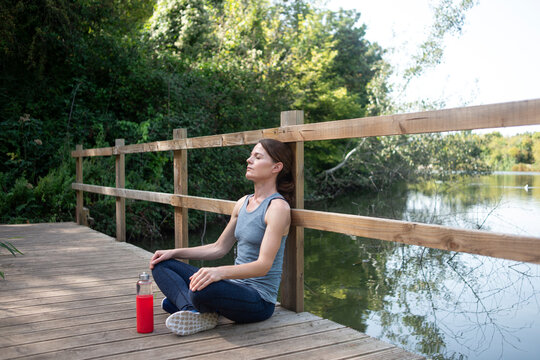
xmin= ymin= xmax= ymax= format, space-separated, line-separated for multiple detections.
xmin=71 ymin=183 xmax=540 ymax=264
xmin=72 ymin=183 xmax=172 ymax=205
xmin=291 ymin=209 xmax=540 ymax=265
xmin=71 ymin=183 xmax=236 ymax=214
xmin=71 ymin=98 xmax=540 ymax=157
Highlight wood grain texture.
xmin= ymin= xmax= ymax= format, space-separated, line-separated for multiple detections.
xmin=279 ymin=110 xmax=305 ymax=313
xmin=115 ymin=139 xmax=126 ymax=242
xmin=75 ymin=144 xmax=83 ymax=224
xmin=173 ymin=129 xmax=188 ymax=250
xmin=71 ymin=98 xmax=540 ymax=157
xmin=291 ymin=208 xmax=540 ymax=264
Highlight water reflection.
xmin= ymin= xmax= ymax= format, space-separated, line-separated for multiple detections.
xmin=310 ymin=173 xmax=540 ymax=236
xmin=306 ymin=173 xmax=540 ymax=359
xmin=405 ymin=173 xmax=540 ymax=236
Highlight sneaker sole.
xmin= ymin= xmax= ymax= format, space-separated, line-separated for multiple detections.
xmin=166 ymin=311 xmax=219 ymax=336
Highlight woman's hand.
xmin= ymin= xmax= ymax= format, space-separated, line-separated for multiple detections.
xmin=189 ymin=267 xmax=224 ymax=291
xmin=149 ymin=249 xmax=175 ymax=270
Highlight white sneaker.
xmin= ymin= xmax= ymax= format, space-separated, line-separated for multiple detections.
xmin=165 ymin=310 xmax=219 ymax=336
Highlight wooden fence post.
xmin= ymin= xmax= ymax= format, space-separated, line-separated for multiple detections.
xmin=115 ymin=139 xmax=126 ymax=242
xmin=173 ymin=129 xmax=189 ymax=252
xmin=75 ymin=144 xmax=84 ymax=225
xmin=280 ymin=110 xmax=305 ymax=312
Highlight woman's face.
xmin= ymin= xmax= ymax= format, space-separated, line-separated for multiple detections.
xmin=245 ymin=143 xmax=281 ymax=181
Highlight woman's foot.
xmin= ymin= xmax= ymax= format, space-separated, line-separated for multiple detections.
xmin=165 ymin=310 xmax=219 ymax=336
xmin=160 ymin=297 xmax=180 ymax=314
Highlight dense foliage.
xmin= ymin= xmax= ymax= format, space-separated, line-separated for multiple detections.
xmin=0 ymin=0 xmax=388 ymax=239
xmin=1 ymin=0 xmax=538 ymax=242
xmin=482 ymin=131 xmax=540 ymax=171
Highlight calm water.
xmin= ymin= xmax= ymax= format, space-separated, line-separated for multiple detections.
xmin=154 ymin=173 xmax=540 ymax=360
xmin=305 ymin=172 xmax=540 ymax=360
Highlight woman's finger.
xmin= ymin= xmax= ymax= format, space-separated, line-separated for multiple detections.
xmin=189 ymin=270 xmax=201 ymax=291
xmin=190 ymin=268 xmax=211 ymax=291
xmin=149 ymin=252 xmax=159 ymax=269
xmin=149 ymin=250 xmax=169 ymax=269
xmin=197 ymin=278 xmax=210 ymax=291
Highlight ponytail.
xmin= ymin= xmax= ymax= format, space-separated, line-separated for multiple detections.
xmin=258 ymin=139 xmax=295 ymax=206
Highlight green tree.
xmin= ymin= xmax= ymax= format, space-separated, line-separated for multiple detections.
xmin=532 ymin=133 xmax=540 ymax=167
xmin=404 ymin=0 xmax=477 ymax=80
xmin=483 ymin=132 xmax=539 ymax=171
xmin=0 ymin=0 xmax=390 ymax=241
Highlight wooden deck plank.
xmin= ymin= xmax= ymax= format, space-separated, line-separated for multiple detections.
xmin=186 ymin=327 xmax=368 ymax=360
xmin=0 ymin=294 xmax=135 ymax=318
xmin=1 ymin=269 xmax=151 ymax=290
xmin=350 ymin=347 xmax=425 ymax=359
xmin=1 ymin=258 xmax=148 ymax=273
xmin=96 ymin=318 xmax=344 ymax=360
xmin=0 ymin=316 xmax=159 ymax=348
xmin=1 ymin=288 xmax=134 ymax=310
xmin=0 ymin=223 xmax=423 ymax=359
xmin=18 ymin=313 xmax=319 ymax=359
xmin=268 ymin=337 xmax=394 ymax=360
xmin=0 ymin=278 xmax=138 ymax=302
xmin=0 ymin=313 xmax=168 ymax=359
xmin=0 ymin=292 xmax=162 ymax=319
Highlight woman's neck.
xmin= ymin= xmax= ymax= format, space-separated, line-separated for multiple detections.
xmin=252 ymin=181 xmax=278 ymax=202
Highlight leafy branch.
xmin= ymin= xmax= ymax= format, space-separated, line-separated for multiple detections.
xmin=0 ymin=240 xmax=23 ymax=279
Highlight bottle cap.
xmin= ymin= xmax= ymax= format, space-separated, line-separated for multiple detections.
xmin=139 ymin=272 xmax=150 ymax=280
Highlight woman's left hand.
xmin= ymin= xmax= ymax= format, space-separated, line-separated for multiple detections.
xmin=189 ymin=267 xmax=223 ymax=291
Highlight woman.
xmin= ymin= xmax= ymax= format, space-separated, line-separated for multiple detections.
xmin=150 ymin=138 xmax=294 ymax=335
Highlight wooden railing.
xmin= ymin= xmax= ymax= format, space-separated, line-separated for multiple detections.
xmin=72 ymin=98 xmax=540 ymax=312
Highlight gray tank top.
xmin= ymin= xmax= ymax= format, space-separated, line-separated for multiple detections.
xmin=231 ymin=193 xmax=288 ymax=304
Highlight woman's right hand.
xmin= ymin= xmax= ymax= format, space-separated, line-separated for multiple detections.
xmin=149 ymin=249 xmax=174 ymax=270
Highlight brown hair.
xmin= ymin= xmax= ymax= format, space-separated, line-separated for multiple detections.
xmin=258 ymin=138 xmax=295 ymax=206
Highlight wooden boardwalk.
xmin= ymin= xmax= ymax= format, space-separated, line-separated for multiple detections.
xmin=0 ymin=223 xmax=423 ymax=360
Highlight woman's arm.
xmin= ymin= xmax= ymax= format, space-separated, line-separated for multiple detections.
xmin=189 ymin=198 xmax=291 ymax=291
xmin=149 ymin=196 xmax=246 ymax=270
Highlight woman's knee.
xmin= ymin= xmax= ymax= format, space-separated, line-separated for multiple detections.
xmin=151 ymin=259 xmax=176 ymax=278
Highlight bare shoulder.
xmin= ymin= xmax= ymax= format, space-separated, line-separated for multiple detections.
xmin=237 ymin=195 xmax=249 ymax=204
xmin=268 ymin=198 xmax=290 ymax=212
xmin=266 ymin=198 xmax=291 ymax=220
xmin=265 ymin=198 xmax=291 ymax=232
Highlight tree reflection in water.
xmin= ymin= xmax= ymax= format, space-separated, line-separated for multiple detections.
xmin=305 ymin=232 xmax=540 ymax=359
xmin=305 ymin=174 xmax=540 ymax=359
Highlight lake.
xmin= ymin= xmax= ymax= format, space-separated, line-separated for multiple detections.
xmin=304 ymin=172 xmax=540 ymax=360
xmin=177 ymin=172 xmax=540 ymax=359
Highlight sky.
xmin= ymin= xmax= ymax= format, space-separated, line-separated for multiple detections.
xmin=323 ymin=0 xmax=540 ymax=135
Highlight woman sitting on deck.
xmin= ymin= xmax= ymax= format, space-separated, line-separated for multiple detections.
xmin=149 ymin=139 xmax=293 ymax=336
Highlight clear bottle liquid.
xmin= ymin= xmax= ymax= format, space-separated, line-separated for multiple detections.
xmin=136 ymin=272 xmax=154 ymax=333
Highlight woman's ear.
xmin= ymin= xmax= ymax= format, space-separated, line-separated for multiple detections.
xmin=272 ymin=162 xmax=283 ymax=173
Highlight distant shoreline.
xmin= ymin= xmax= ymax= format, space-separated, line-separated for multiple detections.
xmin=493 ymin=171 xmax=540 ymax=176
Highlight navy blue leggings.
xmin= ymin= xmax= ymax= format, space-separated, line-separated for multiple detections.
xmin=151 ymin=259 xmax=275 ymax=323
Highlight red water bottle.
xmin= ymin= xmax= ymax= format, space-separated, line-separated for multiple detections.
xmin=136 ymin=272 xmax=154 ymax=333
